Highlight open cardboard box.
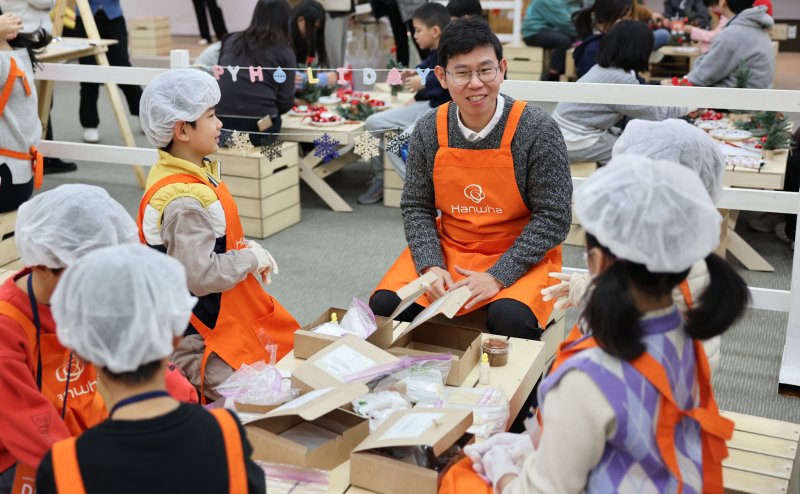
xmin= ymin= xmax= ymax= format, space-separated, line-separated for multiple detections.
xmin=292 ymin=334 xmax=400 ymax=392
xmin=243 ymin=382 xmax=369 ymax=470
xmin=350 ymin=408 xmax=473 ymax=494
xmin=293 ymin=272 xmax=440 ymax=360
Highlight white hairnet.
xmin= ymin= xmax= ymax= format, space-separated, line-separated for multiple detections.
xmin=575 ymin=155 xmax=722 ymax=273
xmin=140 ymin=68 xmax=221 ymax=148
xmin=16 ymin=185 xmax=138 ymax=269
xmin=613 ymin=119 xmax=725 ymax=203
xmin=52 ymin=244 xmax=197 ymax=373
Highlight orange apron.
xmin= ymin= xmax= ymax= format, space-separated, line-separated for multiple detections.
xmin=0 ymin=56 xmax=43 ymax=189
xmin=137 ymin=173 xmax=300 ymax=402
xmin=375 ymin=101 xmax=562 ymax=330
xmin=0 ymin=278 xmax=106 ymax=494
xmin=50 ymin=408 xmax=247 ymax=493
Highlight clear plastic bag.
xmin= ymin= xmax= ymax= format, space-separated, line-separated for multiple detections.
xmin=419 ymin=387 xmax=510 ymax=440
xmin=352 ymin=391 xmax=412 ymax=431
xmin=344 ymin=354 xmax=452 ymax=404
xmin=257 ymin=462 xmax=329 ymax=494
xmin=312 ymin=298 xmax=378 ymax=339
xmin=215 ymin=361 xmax=293 ymax=406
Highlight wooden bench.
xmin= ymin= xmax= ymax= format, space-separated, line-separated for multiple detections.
xmin=383 ymin=146 xmax=403 ymax=208
xmin=503 ymin=44 xmax=550 ymax=81
xmin=722 ymin=411 xmax=800 ymax=494
xmin=0 ymin=210 xmax=20 ymax=272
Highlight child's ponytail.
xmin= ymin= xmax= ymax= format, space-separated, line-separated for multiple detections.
xmin=572 ymin=4 xmax=595 ymax=39
xmin=685 ymin=253 xmax=750 ymax=340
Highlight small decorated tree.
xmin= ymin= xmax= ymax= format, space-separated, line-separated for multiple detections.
xmin=734 ymin=62 xmax=752 ymax=89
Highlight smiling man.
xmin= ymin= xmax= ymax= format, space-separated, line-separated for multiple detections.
xmin=370 ymin=17 xmax=572 ymax=340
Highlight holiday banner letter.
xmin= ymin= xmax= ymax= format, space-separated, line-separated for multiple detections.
xmin=212 ymin=65 xmax=224 ymax=80
xmin=307 ymin=66 xmax=320 ymax=84
xmin=363 ymin=68 xmax=377 ymax=85
xmin=249 ymin=66 xmax=263 ymax=82
xmin=227 ymin=66 xmax=241 ymax=82
xmin=336 ymin=67 xmax=348 ymax=85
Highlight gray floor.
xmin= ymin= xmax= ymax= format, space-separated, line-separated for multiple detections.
xmin=44 ymin=82 xmax=800 ymax=423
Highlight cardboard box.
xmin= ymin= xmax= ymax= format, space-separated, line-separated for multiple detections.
xmin=293 ymin=272 xmax=438 ymax=360
xmin=244 ymin=382 xmax=369 ymax=470
xmin=350 ymin=409 xmax=473 ymax=494
xmin=291 ymin=335 xmax=400 ymax=392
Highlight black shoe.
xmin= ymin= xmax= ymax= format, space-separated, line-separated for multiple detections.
xmin=43 ymin=158 xmax=78 ymax=174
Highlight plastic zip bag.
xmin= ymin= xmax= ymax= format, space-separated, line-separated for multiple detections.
xmin=344 ymin=354 xmax=452 ymax=403
xmin=352 ymin=391 xmax=411 ymax=431
xmin=257 ymin=462 xmax=329 ymax=494
xmin=312 ymin=297 xmax=378 ymax=339
xmin=419 ymin=387 xmax=510 ymax=440
xmin=215 ymin=361 xmax=293 ymax=406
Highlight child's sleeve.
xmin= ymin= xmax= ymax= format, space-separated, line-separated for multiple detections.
xmin=160 ymin=197 xmax=258 ymax=297
xmin=686 ymin=34 xmax=738 ymax=87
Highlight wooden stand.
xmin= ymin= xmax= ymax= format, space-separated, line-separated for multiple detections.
xmin=46 ymin=0 xmax=146 ymax=188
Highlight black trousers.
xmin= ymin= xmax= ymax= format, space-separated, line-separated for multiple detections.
xmin=370 ymin=289 xmax=542 ymax=340
xmin=0 ymin=163 xmax=33 ymax=213
xmin=192 ymin=0 xmax=228 ymax=42
xmin=784 ymin=130 xmax=800 ymax=239
xmin=523 ymin=29 xmax=575 ymax=76
xmin=384 ymin=2 xmax=426 ymax=67
xmin=64 ymin=11 xmax=142 ymax=128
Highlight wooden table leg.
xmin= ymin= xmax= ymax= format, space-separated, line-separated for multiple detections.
xmin=37 ymin=80 xmax=54 ymax=138
xmin=727 ymin=229 xmax=775 ymax=272
xmin=297 ymin=152 xmax=353 ymax=212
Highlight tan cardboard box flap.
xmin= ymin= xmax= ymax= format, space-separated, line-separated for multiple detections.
xmin=383 ymin=271 xmax=440 ymax=324
xmin=354 ymin=408 xmax=472 ymax=456
xmin=402 ymin=286 xmax=471 ymax=334
xmin=259 ymin=382 xmax=368 ymax=421
xmin=293 ymin=335 xmax=399 ymax=389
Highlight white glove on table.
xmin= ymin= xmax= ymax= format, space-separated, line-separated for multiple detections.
xmin=483 ymin=446 xmax=526 ymax=492
xmin=245 ymin=240 xmax=278 ymax=285
xmin=464 ymin=432 xmax=533 ymax=476
xmin=541 ymin=272 xmax=591 ymax=310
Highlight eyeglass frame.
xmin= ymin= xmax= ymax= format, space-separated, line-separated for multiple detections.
xmin=441 ymin=65 xmax=501 ymax=86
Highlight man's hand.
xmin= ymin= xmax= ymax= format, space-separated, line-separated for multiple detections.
xmin=403 ymin=74 xmax=425 ymax=92
xmin=0 ymin=14 xmax=22 ymax=41
xmin=421 ymin=266 xmax=452 ymax=302
xmin=449 ymin=266 xmax=503 ymax=310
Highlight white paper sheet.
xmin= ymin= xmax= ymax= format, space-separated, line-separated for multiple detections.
xmin=380 ymin=412 xmax=445 ymax=441
xmin=280 ymin=422 xmax=340 ymax=451
xmin=272 ymin=387 xmax=335 ymax=413
xmin=313 ymin=346 xmax=377 ymax=380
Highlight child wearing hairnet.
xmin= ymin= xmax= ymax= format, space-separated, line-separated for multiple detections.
xmin=138 ymin=68 xmax=300 ymax=403
xmin=441 ymin=156 xmax=749 ymax=494
xmin=35 ymin=244 xmax=266 ymax=494
xmin=543 ymin=118 xmax=726 ymax=372
xmin=0 ymin=185 xmax=137 ymax=494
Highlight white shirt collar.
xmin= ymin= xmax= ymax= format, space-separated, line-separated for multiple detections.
xmin=456 ymin=94 xmax=505 ymax=142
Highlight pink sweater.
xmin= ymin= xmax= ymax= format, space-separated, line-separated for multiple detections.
xmin=691 ymin=16 xmax=729 ymax=54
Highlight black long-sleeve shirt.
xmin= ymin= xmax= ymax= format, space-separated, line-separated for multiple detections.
xmin=36 ymin=404 xmax=265 ymax=494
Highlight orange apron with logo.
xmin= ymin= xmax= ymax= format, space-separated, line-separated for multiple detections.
xmin=0 ymin=56 xmax=43 ymax=189
xmin=137 ymin=173 xmax=300 ymax=402
xmin=0 ymin=296 xmax=106 ymax=494
xmin=375 ymin=101 xmax=562 ymax=329
xmin=50 ymin=408 xmax=247 ymax=493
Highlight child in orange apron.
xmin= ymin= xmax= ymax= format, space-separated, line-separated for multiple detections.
xmin=35 ymin=244 xmax=266 ymax=494
xmin=137 ymin=69 xmax=300 ymax=403
xmin=370 ymin=17 xmax=572 ymax=340
xmin=0 ymin=185 xmax=140 ymax=494
xmin=444 ymin=156 xmax=749 ymax=494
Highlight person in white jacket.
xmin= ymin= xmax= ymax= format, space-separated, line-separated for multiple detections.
xmin=543 ymin=118 xmax=726 ymax=371
xmin=0 ymin=0 xmax=51 ymax=33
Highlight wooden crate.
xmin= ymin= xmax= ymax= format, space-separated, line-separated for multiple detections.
xmin=503 ymin=44 xmax=548 ymax=81
xmin=383 ymin=149 xmax=403 ymax=208
xmin=770 ymin=23 xmax=789 ymax=41
xmin=722 ymin=411 xmax=800 ymax=494
xmin=129 ymin=17 xmax=171 ymax=56
xmin=213 ymin=143 xmax=301 ymax=239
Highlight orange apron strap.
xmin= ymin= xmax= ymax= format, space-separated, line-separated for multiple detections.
xmin=210 ymin=409 xmax=248 ymax=494
xmin=0 ymin=300 xmax=39 ymax=368
xmin=500 ymin=101 xmax=527 ymax=149
xmin=137 ymin=173 xmax=208 ymax=243
xmin=436 ymin=102 xmax=451 ymax=148
xmin=0 ymin=57 xmax=30 ymax=117
xmin=0 ymin=146 xmax=44 ymax=189
xmin=51 ymin=437 xmax=87 ymax=494
xmin=678 ymin=280 xmax=693 ymax=310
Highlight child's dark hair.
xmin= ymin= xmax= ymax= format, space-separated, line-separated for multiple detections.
xmin=438 ymin=16 xmax=502 ymax=69
xmin=573 ymin=0 xmax=633 ymax=39
xmin=583 ymin=233 xmax=750 ymax=361
xmin=0 ymin=8 xmax=51 ymax=72
xmin=597 ymin=19 xmax=653 ymax=73
xmin=446 ymin=0 xmax=483 ymax=18
xmin=702 ymin=0 xmax=720 ymax=7
xmin=221 ymin=0 xmax=291 ymax=65
xmin=290 ymin=0 xmax=329 ymax=67
xmin=413 ymin=3 xmax=451 ymax=31
xmin=162 ymin=121 xmax=197 ymax=153
xmin=103 ymin=360 xmax=163 ymax=386
xmin=727 ymin=0 xmax=755 ymax=13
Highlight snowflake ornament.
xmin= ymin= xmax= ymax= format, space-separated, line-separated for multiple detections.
xmin=385 ymin=130 xmax=411 ymax=162
xmin=260 ymin=138 xmax=284 ymax=161
xmin=313 ymin=133 xmax=340 ymax=163
xmin=228 ymin=130 xmax=253 ymax=154
xmin=354 ymin=133 xmax=380 ymax=161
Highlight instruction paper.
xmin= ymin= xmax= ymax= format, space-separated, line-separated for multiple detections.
xmin=313 ymin=346 xmax=376 ymax=380
xmin=380 ymin=412 xmax=445 ymax=441
xmin=272 ymin=387 xmax=334 ymax=413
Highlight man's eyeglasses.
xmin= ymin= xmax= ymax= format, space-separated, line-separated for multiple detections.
xmin=444 ymin=66 xmax=500 ymax=86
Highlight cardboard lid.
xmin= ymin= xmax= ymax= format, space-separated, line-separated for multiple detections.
xmin=384 ymin=271 xmax=440 ymax=325
xmin=256 ymin=382 xmax=368 ymax=421
xmin=402 ymin=286 xmax=471 ymax=333
xmin=353 ymin=408 xmax=472 ymax=456
xmin=293 ymin=334 xmax=399 ymax=389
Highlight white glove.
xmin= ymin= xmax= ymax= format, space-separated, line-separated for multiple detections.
xmin=483 ymin=446 xmax=526 ymax=491
xmin=245 ymin=240 xmax=278 ymax=285
xmin=464 ymin=433 xmax=533 ymax=475
xmin=541 ymin=272 xmax=591 ymax=311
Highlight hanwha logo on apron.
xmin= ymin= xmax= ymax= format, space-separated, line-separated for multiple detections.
xmin=55 ymin=357 xmax=84 ymax=383
xmin=464 ymin=184 xmax=485 ymax=204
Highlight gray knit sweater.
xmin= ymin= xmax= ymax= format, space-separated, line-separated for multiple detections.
xmin=401 ymin=95 xmax=572 ymax=287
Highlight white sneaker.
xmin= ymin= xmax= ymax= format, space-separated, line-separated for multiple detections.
xmin=198 ymin=38 xmax=209 ymax=46
xmin=82 ymin=128 xmax=99 ymax=143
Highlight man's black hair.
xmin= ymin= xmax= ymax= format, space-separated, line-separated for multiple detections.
xmin=438 ymin=16 xmax=502 ymax=69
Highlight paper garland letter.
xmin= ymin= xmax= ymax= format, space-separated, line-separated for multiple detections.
xmin=212 ymin=65 xmax=224 ymax=80
xmin=363 ymin=68 xmax=377 ymax=85
xmin=307 ymin=66 xmax=319 ymax=84
xmin=249 ymin=66 xmax=263 ymax=82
